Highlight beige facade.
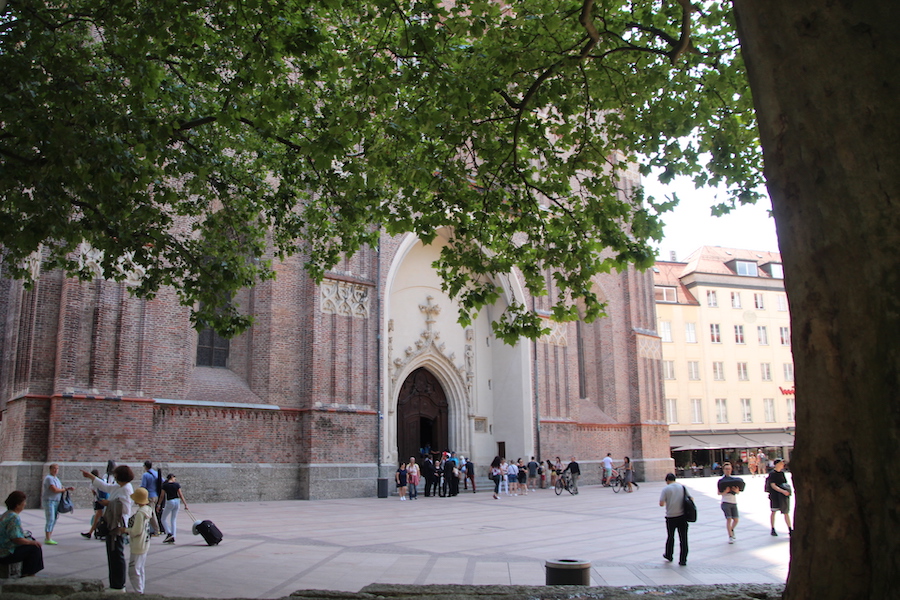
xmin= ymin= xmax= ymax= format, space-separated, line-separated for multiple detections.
xmin=653 ymin=246 xmax=795 ymax=471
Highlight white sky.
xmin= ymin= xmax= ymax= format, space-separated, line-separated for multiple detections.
xmin=643 ymin=174 xmax=781 ymax=262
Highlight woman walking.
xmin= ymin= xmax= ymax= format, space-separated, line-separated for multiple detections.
xmin=159 ymin=474 xmax=189 ymax=544
xmin=620 ymin=456 xmax=639 ymax=492
xmin=490 ymin=456 xmax=503 ymax=500
xmin=407 ymin=457 xmax=420 ymax=500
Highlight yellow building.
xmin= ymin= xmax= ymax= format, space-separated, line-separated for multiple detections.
xmin=653 ymin=246 xmax=795 ymax=474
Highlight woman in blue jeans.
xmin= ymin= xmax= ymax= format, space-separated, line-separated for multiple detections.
xmin=160 ymin=474 xmax=190 ymax=544
xmin=41 ymin=464 xmax=73 ymax=545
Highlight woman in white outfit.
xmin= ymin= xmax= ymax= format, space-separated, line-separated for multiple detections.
xmin=159 ymin=474 xmax=189 ymax=544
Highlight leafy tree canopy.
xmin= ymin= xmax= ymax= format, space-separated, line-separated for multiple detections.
xmin=0 ymin=0 xmax=761 ymax=341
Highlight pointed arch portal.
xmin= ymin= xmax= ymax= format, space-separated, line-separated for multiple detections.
xmin=397 ymin=367 xmax=448 ymax=461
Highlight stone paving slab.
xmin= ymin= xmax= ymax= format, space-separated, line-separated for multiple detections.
xmin=0 ymin=476 xmax=790 ymax=598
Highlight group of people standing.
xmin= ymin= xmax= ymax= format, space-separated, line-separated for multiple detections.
xmin=396 ymin=452 xmax=479 ymax=500
xmin=0 ymin=461 xmax=191 ymax=593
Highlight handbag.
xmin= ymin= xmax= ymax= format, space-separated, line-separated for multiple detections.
xmin=95 ymin=516 xmax=110 ymax=538
xmin=682 ymin=485 xmax=698 ymax=522
xmin=57 ymin=490 xmax=74 ymax=514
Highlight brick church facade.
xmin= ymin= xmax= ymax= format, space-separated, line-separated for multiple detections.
xmin=1 ymin=224 xmax=672 ymax=505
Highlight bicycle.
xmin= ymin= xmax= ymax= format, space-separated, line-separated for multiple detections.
xmin=603 ymin=468 xmax=624 ymax=493
xmin=554 ymin=470 xmax=579 ymax=495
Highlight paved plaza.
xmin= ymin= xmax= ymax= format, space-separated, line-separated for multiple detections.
xmin=5 ymin=475 xmax=791 ymax=598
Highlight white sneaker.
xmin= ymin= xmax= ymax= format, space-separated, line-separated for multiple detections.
xmin=728 ymin=536 xmax=734 ymax=544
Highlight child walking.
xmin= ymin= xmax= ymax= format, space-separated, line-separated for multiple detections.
xmin=125 ymin=487 xmax=157 ymax=593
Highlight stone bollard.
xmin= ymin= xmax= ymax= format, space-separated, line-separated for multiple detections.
xmin=545 ymin=559 xmax=591 ymax=585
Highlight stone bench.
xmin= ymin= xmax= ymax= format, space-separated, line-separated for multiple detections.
xmin=0 ymin=560 xmax=22 ymax=579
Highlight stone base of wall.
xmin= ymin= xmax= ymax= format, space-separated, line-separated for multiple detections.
xmin=634 ymin=457 xmax=675 ymax=484
xmin=0 ymin=462 xmax=386 ymax=507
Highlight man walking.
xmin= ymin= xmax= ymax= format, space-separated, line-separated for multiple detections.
xmin=659 ymin=473 xmax=690 ymax=566
xmin=718 ymin=462 xmax=741 ymax=544
xmin=766 ymin=459 xmax=793 ymax=536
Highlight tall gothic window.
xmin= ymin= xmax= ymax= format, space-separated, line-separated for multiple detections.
xmin=197 ymin=327 xmax=230 ymax=367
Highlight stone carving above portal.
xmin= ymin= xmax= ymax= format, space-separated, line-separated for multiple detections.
xmin=320 ymin=278 xmax=370 ymax=318
xmin=389 ymin=296 xmax=473 ymax=402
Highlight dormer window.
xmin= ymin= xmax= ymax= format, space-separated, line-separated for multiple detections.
xmin=655 ymin=286 xmax=677 ymax=303
xmin=764 ymin=263 xmax=784 ymax=279
xmin=735 ymin=260 xmax=757 ymax=276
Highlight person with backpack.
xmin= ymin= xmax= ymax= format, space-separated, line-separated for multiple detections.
xmin=766 ymin=459 xmax=793 ymax=537
xmin=659 ymin=473 xmax=690 ymax=566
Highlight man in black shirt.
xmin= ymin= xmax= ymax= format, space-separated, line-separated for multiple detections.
xmin=766 ymin=459 xmax=793 ymax=536
xmin=564 ymin=457 xmax=581 ymax=487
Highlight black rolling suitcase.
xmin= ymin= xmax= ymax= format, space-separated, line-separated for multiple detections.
xmin=186 ymin=510 xmax=223 ymax=546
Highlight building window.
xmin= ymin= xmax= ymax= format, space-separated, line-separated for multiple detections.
xmin=684 ymin=322 xmax=697 ymax=343
xmin=764 ymin=398 xmax=776 ymax=423
xmin=666 ymin=398 xmax=678 ymax=424
xmin=780 ymin=326 xmax=791 ymax=346
xmin=710 ymin=323 xmax=721 ymax=343
xmin=660 ymin=320 xmax=673 ymax=342
xmin=741 ymin=398 xmax=752 ymax=422
xmin=707 ymin=290 xmax=718 ymax=307
xmin=196 ymin=327 xmax=230 ymax=368
xmin=734 ymin=325 xmax=745 ymax=344
xmin=786 ymin=397 xmax=795 ymax=422
xmin=663 ymin=360 xmax=676 ymax=380
xmin=713 ymin=361 xmax=725 ymax=381
xmin=777 ymin=294 xmax=789 ymax=311
xmin=754 ymin=293 xmax=765 ymax=309
xmin=715 ymin=398 xmax=728 ymax=423
xmin=688 ymin=361 xmax=700 ymax=380
xmin=731 ymin=291 xmax=742 ymax=309
xmin=691 ymin=398 xmax=703 ymax=424
xmin=758 ymin=326 xmax=769 ymax=345
xmin=769 ymin=263 xmax=784 ymax=279
xmin=735 ymin=260 xmax=757 ymax=276
xmin=655 ymin=286 xmax=678 ymax=303
xmin=761 ymin=363 xmax=772 ymax=381
xmin=737 ymin=362 xmax=749 ymax=381
xmin=784 ymin=363 xmax=794 ymax=382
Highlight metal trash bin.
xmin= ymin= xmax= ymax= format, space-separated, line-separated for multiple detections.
xmin=545 ymin=559 xmax=591 ymax=585
xmin=377 ymin=478 xmax=389 ymax=498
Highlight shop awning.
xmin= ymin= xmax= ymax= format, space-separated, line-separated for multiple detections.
xmin=669 ymin=432 xmax=794 ymax=450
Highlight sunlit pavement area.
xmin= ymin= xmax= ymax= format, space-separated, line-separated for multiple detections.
xmin=7 ymin=475 xmax=791 ymax=598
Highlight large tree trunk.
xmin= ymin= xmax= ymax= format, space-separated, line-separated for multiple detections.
xmin=732 ymin=2 xmax=900 ymax=598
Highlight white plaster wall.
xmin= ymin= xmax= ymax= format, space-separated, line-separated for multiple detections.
xmin=384 ymin=234 xmax=533 ymax=471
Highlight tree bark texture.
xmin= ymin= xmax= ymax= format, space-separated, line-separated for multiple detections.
xmin=733 ymin=1 xmax=900 ymax=598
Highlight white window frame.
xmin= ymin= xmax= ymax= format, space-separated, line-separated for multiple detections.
xmin=707 ymin=290 xmax=718 ymax=307
xmin=715 ymin=398 xmax=728 ymax=424
xmin=769 ymin=263 xmax=784 ymax=279
xmin=764 ymin=398 xmax=776 ymax=423
xmin=761 ymin=363 xmax=772 ymax=381
xmin=777 ymin=294 xmax=789 ymax=311
xmin=786 ymin=397 xmax=795 ymax=422
xmin=780 ymin=326 xmax=791 ymax=346
xmin=666 ymin=398 xmax=678 ymax=424
xmin=784 ymin=363 xmax=794 ymax=382
xmin=684 ymin=322 xmax=697 ymax=344
xmin=663 ymin=360 xmax=676 ymax=380
xmin=737 ymin=362 xmax=749 ymax=381
xmin=691 ymin=398 xmax=703 ymax=424
xmin=688 ymin=361 xmax=700 ymax=381
xmin=741 ymin=398 xmax=752 ymax=423
xmin=660 ymin=320 xmax=673 ymax=343
xmin=731 ymin=291 xmax=742 ymax=309
xmin=758 ymin=325 xmax=769 ymax=345
xmin=734 ymin=324 xmax=745 ymax=344
xmin=656 ymin=286 xmax=678 ymax=303
xmin=754 ymin=293 xmax=765 ymax=309
xmin=713 ymin=361 xmax=725 ymax=381
xmin=736 ymin=261 xmax=757 ymax=276
xmin=710 ymin=323 xmax=721 ymax=343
